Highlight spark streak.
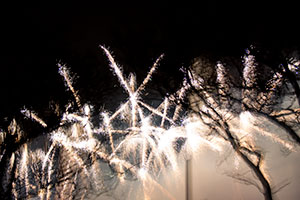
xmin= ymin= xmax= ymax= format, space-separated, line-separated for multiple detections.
xmin=58 ymin=63 xmax=82 ymax=109
xmin=21 ymin=108 xmax=47 ymax=128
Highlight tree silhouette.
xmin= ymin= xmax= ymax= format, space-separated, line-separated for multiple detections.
xmin=186 ymin=46 xmax=299 ymax=200
xmin=0 ymin=46 xmax=299 ymax=199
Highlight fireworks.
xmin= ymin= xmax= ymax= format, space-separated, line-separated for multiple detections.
xmin=3 ymin=47 xmax=297 ymax=200
xmin=12 ymin=47 xmax=194 ymax=199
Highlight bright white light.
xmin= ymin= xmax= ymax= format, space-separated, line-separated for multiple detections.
xmin=138 ymin=167 xmax=148 ymax=180
xmin=240 ymin=111 xmax=252 ymax=128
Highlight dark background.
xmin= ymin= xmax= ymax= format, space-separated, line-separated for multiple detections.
xmin=0 ymin=2 xmax=299 ymax=129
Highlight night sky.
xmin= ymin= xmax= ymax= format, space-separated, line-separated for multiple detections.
xmin=1 ymin=2 xmax=299 ymax=128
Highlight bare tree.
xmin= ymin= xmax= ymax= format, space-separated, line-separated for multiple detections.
xmin=185 ymin=47 xmax=300 ymax=200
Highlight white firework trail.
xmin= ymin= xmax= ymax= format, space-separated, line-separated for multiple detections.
xmin=58 ymin=63 xmax=82 ymax=109
xmin=239 ymin=112 xmax=295 ymax=151
xmin=19 ymin=143 xmax=29 ymax=197
xmin=21 ymin=108 xmax=47 ymax=128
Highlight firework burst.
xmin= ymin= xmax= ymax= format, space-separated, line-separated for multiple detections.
xmin=5 ymin=47 xmax=297 ymax=200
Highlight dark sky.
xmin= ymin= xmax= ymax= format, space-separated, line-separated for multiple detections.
xmin=0 ymin=2 xmax=299 ymax=126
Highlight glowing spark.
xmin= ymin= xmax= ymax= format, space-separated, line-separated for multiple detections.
xmin=21 ymin=108 xmax=47 ymax=127
xmin=20 ymin=143 xmax=28 ymax=179
xmin=100 ymin=46 xmax=132 ymax=95
xmin=129 ymin=74 xmax=138 ymax=127
xmin=216 ymin=62 xmax=226 ymax=84
xmin=136 ymin=54 xmax=164 ymax=93
xmin=102 ymin=112 xmax=115 ymax=152
xmin=243 ymin=51 xmax=257 ymax=87
xmin=171 ymin=79 xmax=190 ymax=121
xmin=138 ymin=100 xmax=175 ymax=125
xmin=58 ymin=63 xmax=82 ymax=109
xmin=19 ymin=144 xmax=30 ymax=198
xmin=109 ymin=101 xmax=129 ymax=121
xmin=160 ymin=98 xmax=169 ymax=127
xmin=42 ymin=142 xmax=56 ymax=171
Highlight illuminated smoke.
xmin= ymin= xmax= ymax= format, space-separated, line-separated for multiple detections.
xmin=4 ymin=47 xmax=297 ymax=199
